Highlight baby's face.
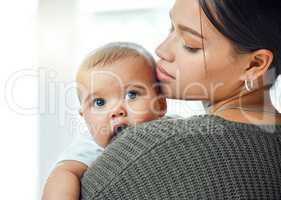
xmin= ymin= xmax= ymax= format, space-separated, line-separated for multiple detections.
xmin=78 ymin=57 xmax=166 ymax=148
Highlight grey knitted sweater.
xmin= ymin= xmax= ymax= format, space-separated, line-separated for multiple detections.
xmin=80 ymin=114 xmax=281 ymax=199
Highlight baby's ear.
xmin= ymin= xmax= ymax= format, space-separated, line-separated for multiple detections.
xmin=157 ymin=96 xmax=167 ymax=117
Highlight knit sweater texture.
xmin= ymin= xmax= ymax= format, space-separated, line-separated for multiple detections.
xmin=80 ymin=114 xmax=281 ymax=199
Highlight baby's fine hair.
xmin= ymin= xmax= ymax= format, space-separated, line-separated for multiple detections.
xmin=77 ymin=42 xmax=161 ymax=102
xmin=79 ymin=42 xmax=156 ymax=71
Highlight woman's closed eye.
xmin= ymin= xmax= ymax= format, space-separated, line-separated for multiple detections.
xmin=125 ymin=90 xmax=139 ymax=101
xmin=170 ymin=23 xmax=201 ymax=53
xmin=181 ymin=38 xmax=201 ymax=53
xmin=182 ymin=44 xmax=201 ymax=53
xmin=93 ymin=98 xmax=106 ymax=108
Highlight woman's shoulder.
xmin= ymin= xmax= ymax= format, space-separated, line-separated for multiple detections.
xmin=124 ymin=114 xmax=230 ymax=138
xmin=140 ymin=114 xmax=281 ymax=135
xmin=81 ymin=114 xmax=281 ymax=199
xmin=109 ymin=115 xmax=228 ymax=153
xmin=117 ymin=114 xmax=281 ymax=146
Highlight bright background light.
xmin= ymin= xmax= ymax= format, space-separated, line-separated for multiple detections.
xmin=1 ymin=0 xmax=205 ymax=199
xmin=0 ymin=0 xmax=38 ymax=199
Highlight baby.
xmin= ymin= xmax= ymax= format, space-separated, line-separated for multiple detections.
xmin=42 ymin=42 xmax=167 ymax=199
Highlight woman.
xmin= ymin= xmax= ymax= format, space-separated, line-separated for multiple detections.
xmin=156 ymin=0 xmax=281 ymax=124
xmin=80 ymin=0 xmax=281 ymax=199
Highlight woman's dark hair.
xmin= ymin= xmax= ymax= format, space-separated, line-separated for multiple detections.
xmin=199 ymin=0 xmax=281 ymax=77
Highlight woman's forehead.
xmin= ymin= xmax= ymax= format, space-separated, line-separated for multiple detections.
xmin=171 ymin=0 xmax=219 ymax=40
xmin=171 ymin=0 xmax=202 ymax=33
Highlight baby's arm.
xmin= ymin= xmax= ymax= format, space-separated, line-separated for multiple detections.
xmin=42 ymin=160 xmax=87 ymax=200
xmin=41 ymin=133 xmax=103 ymax=200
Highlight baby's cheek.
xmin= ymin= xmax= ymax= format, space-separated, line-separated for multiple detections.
xmin=88 ymin=123 xmax=112 ymax=148
xmin=136 ymin=113 xmax=159 ymax=124
xmin=127 ymin=106 xmax=144 ymax=116
xmin=128 ymin=102 xmax=159 ymax=124
xmin=86 ymin=115 xmax=111 ymax=139
xmin=127 ymin=99 xmax=155 ymax=115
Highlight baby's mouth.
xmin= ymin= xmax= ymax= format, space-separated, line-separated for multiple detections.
xmin=112 ymin=124 xmax=128 ymax=139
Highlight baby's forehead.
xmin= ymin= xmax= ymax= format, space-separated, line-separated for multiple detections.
xmin=79 ymin=57 xmax=157 ymax=84
xmin=94 ymin=56 xmax=156 ymax=77
xmin=103 ymin=56 xmax=153 ymax=69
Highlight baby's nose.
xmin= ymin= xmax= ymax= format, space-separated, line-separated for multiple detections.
xmin=111 ymin=108 xmax=127 ymax=118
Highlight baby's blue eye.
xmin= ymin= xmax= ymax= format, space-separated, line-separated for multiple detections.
xmin=125 ymin=90 xmax=138 ymax=100
xmin=93 ymin=98 xmax=106 ymax=107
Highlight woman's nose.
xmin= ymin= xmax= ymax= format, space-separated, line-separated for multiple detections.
xmin=110 ymin=107 xmax=127 ymax=119
xmin=155 ymin=35 xmax=175 ymax=62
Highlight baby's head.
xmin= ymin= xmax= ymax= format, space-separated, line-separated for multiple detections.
xmin=77 ymin=42 xmax=167 ymax=148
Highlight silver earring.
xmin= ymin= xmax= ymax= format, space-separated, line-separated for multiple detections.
xmin=245 ymin=79 xmax=254 ymax=91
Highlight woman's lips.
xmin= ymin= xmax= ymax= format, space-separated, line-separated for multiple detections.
xmin=156 ymin=65 xmax=175 ymax=81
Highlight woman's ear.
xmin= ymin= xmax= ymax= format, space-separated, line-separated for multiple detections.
xmin=242 ymin=49 xmax=273 ymax=80
xmin=157 ymin=96 xmax=167 ymax=117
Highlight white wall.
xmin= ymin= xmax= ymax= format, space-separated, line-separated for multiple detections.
xmin=37 ymin=0 xmax=80 ymax=196
xmin=0 ymin=0 xmax=38 ymax=199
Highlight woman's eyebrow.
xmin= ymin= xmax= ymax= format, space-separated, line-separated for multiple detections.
xmin=169 ymin=11 xmax=204 ymax=39
xmin=177 ymin=24 xmax=204 ymax=39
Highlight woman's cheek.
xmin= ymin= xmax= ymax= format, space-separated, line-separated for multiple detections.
xmin=178 ymin=54 xmax=206 ymax=82
xmin=176 ymin=52 xmax=208 ymax=94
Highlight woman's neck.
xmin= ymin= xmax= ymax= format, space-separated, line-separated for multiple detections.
xmin=207 ymin=85 xmax=281 ymax=125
